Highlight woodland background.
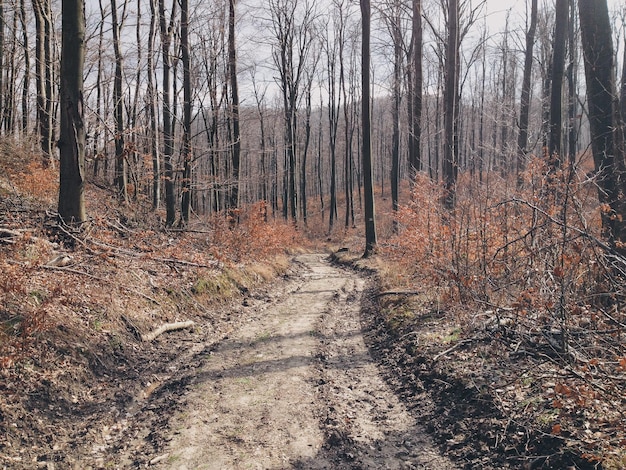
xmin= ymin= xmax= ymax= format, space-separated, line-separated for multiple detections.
xmin=0 ymin=0 xmax=626 ymax=467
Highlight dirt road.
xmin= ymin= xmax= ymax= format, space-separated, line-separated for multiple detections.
xmin=119 ymin=254 xmax=455 ymax=469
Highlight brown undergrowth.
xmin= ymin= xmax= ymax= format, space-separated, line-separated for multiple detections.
xmin=353 ymin=158 xmax=626 ymax=469
xmin=0 ymin=145 xmax=306 ymax=467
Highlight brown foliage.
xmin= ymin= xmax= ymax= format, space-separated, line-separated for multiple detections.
xmin=380 ymin=158 xmax=626 ymax=465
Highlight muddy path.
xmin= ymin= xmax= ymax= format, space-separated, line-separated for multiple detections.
xmin=112 ymin=253 xmax=454 ymax=469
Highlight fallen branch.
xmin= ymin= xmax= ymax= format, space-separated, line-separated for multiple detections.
xmin=142 ymin=320 xmax=195 ymax=342
xmin=376 ymin=290 xmax=421 ymax=298
xmin=433 ymin=338 xmax=475 ymax=361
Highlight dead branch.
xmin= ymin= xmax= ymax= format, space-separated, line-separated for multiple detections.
xmin=142 ymin=320 xmax=195 ymax=342
xmin=0 ymin=228 xmax=24 ymax=244
xmin=376 ymin=290 xmax=421 ymax=298
xmin=433 ymin=338 xmax=476 ymax=361
xmin=150 ymin=256 xmax=222 ymax=269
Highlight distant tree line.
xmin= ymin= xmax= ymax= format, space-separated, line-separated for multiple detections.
xmin=1 ymin=0 xmax=625 ymax=249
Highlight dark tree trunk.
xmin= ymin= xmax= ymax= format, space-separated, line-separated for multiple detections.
xmin=578 ymin=0 xmax=626 ymax=246
xmin=548 ymin=0 xmax=568 ymax=163
xmin=408 ymin=0 xmax=422 ymax=180
xmin=148 ymin=0 xmax=160 ymax=208
xmin=443 ymin=0 xmax=459 ymax=209
xmin=180 ymin=0 xmax=192 ymax=224
xmin=111 ymin=0 xmax=127 ymax=201
xmin=361 ymin=0 xmax=377 ymax=257
xmin=58 ymin=0 xmax=86 ymax=224
xmin=228 ymin=0 xmax=240 ymax=212
xmin=159 ymin=0 xmax=177 ymax=226
xmin=19 ymin=0 xmax=29 ymax=133
xmin=517 ymin=0 xmax=538 ymax=181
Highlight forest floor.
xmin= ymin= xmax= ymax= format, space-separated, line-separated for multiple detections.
xmin=1 ymin=160 xmax=624 ymax=469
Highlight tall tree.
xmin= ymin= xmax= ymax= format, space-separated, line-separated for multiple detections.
xmin=159 ymin=0 xmax=177 ymax=226
xmin=270 ymin=0 xmax=316 ymax=222
xmin=180 ymin=0 xmax=192 ymax=224
xmin=58 ymin=0 xmax=86 ymax=224
xmin=408 ymin=0 xmax=422 ymax=180
xmin=548 ymin=0 xmax=568 ymax=163
xmin=111 ymin=0 xmax=128 ymax=201
xmin=227 ymin=0 xmax=241 ymax=212
xmin=32 ymin=0 xmax=54 ymax=165
xmin=148 ymin=0 xmax=160 ymax=208
xmin=516 ymin=0 xmax=538 ymax=181
xmin=361 ymin=0 xmax=377 ymax=256
xmin=19 ymin=0 xmax=30 ymax=133
xmin=578 ymin=0 xmax=626 ymax=246
xmin=325 ymin=13 xmax=340 ymax=231
xmin=442 ymin=0 xmax=459 ymax=209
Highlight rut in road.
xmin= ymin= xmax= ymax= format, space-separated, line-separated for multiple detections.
xmin=154 ymin=253 xmax=455 ymax=469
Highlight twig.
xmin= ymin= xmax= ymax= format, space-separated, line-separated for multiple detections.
xmin=433 ymin=338 xmax=475 ymax=361
xmin=142 ymin=320 xmax=195 ymax=342
xmin=376 ymin=290 xmax=421 ymax=298
xmin=150 ymin=256 xmax=222 ymax=269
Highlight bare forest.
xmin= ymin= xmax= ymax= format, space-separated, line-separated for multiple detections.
xmin=1 ymin=0 xmax=626 ymax=468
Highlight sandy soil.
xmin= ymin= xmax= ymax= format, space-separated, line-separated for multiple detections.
xmin=114 ymin=253 xmax=454 ymax=469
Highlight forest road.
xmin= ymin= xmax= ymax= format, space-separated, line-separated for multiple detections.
xmin=123 ymin=253 xmax=455 ymax=470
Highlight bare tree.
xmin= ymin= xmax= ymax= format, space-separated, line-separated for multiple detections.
xmin=148 ymin=0 xmax=160 ymax=208
xmin=361 ymin=0 xmax=377 ymax=257
xmin=517 ymin=0 xmax=538 ymax=181
xmin=58 ymin=0 xmax=86 ymax=224
xmin=578 ymin=0 xmax=626 ymax=246
xmin=227 ymin=0 xmax=241 ymax=213
xmin=33 ymin=0 xmax=54 ymax=165
xmin=548 ymin=0 xmax=568 ymax=163
xmin=159 ymin=0 xmax=177 ymax=226
xmin=269 ymin=0 xmax=317 ymax=222
xmin=408 ymin=0 xmax=422 ymax=180
xmin=442 ymin=0 xmax=459 ymax=209
xmin=111 ymin=0 xmax=128 ymax=201
xmin=180 ymin=0 xmax=193 ymax=224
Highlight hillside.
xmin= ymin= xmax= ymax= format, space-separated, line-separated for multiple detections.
xmin=1 ymin=149 xmax=625 ymax=469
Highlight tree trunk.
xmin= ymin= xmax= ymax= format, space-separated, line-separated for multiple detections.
xmin=148 ymin=0 xmax=160 ymax=208
xmin=32 ymin=0 xmax=54 ymax=165
xmin=548 ymin=0 xmax=568 ymax=163
xmin=443 ymin=0 xmax=459 ymax=209
xmin=58 ymin=0 xmax=86 ymax=224
xmin=578 ymin=0 xmax=626 ymax=246
xmin=180 ymin=0 xmax=192 ymax=224
xmin=516 ymin=0 xmax=537 ymax=181
xmin=159 ymin=0 xmax=177 ymax=226
xmin=228 ymin=0 xmax=240 ymax=212
xmin=19 ymin=0 xmax=29 ymax=133
xmin=390 ymin=6 xmax=401 ymax=233
xmin=111 ymin=0 xmax=127 ymax=201
xmin=408 ymin=0 xmax=422 ymax=180
xmin=361 ymin=0 xmax=376 ymax=257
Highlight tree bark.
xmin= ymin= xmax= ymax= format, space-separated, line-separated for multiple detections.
xmin=58 ymin=0 xmax=86 ymax=224
xmin=228 ymin=0 xmax=240 ymax=213
xmin=159 ymin=0 xmax=177 ymax=226
xmin=442 ymin=0 xmax=459 ymax=209
xmin=548 ymin=0 xmax=568 ymax=163
xmin=578 ymin=0 xmax=626 ymax=246
xmin=111 ymin=0 xmax=128 ymax=201
xmin=408 ymin=0 xmax=422 ymax=181
xmin=180 ymin=0 xmax=192 ymax=224
xmin=32 ymin=0 xmax=54 ymax=165
xmin=516 ymin=0 xmax=538 ymax=181
xmin=361 ymin=0 xmax=377 ymax=257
